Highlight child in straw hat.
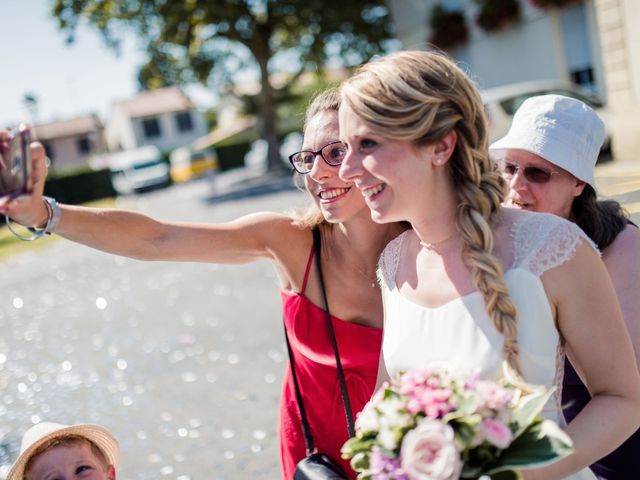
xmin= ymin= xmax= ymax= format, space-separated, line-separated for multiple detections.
xmin=7 ymin=422 xmax=120 ymax=480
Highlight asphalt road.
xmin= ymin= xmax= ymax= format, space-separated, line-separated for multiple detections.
xmin=0 ymin=170 xmax=307 ymax=480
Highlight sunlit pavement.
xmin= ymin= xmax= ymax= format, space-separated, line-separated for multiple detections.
xmin=0 ymin=170 xmax=305 ymax=480
xmin=596 ymin=159 xmax=640 ymax=223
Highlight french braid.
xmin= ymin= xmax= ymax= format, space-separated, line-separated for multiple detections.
xmin=342 ymin=51 xmax=525 ymax=382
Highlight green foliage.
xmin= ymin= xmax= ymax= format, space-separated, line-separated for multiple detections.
xmin=214 ymin=141 xmax=252 ymax=171
xmin=485 ymin=420 xmax=573 ymax=473
xmin=509 ymin=388 xmax=555 ymax=438
xmin=51 ymin=0 xmax=395 ymax=171
xmin=429 ymin=4 xmax=469 ymax=51
xmin=475 ymin=0 xmax=520 ymax=32
xmin=203 ymin=107 xmax=218 ymax=131
xmin=44 ymin=168 xmax=116 ymax=204
xmin=531 ymin=0 xmax=583 ymax=8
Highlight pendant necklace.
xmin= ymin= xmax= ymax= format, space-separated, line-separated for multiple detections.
xmin=352 ymin=262 xmax=378 ymax=288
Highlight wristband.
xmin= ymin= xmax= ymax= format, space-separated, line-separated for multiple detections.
xmin=5 ymin=196 xmax=60 ymax=241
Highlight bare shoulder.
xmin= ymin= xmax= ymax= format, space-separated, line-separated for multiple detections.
xmin=604 ymin=224 xmax=640 ymax=258
xmin=541 ymin=238 xmax=606 ymax=307
xmin=251 ymin=213 xmax=313 ymax=290
xmin=602 ymin=224 xmax=640 ymax=284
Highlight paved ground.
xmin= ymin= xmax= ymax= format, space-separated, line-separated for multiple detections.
xmin=0 ymin=169 xmax=306 ymax=480
xmin=595 ymin=158 xmax=640 ymax=222
xmin=1 ymin=160 xmax=639 ymax=480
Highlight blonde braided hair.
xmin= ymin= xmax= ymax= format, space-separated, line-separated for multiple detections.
xmin=341 ymin=51 xmax=525 ymax=382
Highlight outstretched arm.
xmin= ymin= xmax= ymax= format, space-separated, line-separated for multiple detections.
xmin=0 ymin=136 xmax=300 ymax=265
xmin=526 ymin=241 xmax=640 ymax=479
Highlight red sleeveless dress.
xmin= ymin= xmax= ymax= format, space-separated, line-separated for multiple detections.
xmin=279 ymin=246 xmax=382 ymax=479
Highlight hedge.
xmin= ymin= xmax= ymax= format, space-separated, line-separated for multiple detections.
xmin=215 ymin=141 xmax=251 ymax=171
xmin=44 ymin=167 xmax=116 ymax=204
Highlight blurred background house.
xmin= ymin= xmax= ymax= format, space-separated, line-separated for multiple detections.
xmin=32 ymin=114 xmax=106 ymax=171
xmin=387 ymin=0 xmax=640 ymax=160
xmin=104 ymin=86 xmax=208 ymax=153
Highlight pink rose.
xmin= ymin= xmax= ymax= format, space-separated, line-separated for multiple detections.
xmin=479 ymin=418 xmax=513 ymax=449
xmin=475 ymin=380 xmax=512 ymax=411
xmin=401 ymin=418 xmax=462 ymax=480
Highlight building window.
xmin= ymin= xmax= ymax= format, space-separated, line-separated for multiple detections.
xmin=77 ymin=136 xmax=91 ymax=154
xmin=142 ymin=117 xmax=162 ymax=139
xmin=175 ymin=111 xmax=193 ymax=132
xmin=570 ymin=67 xmax=595 ymax=91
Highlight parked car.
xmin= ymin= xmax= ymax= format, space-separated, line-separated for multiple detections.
xmin=169 ymin=146 xmax=219 ymax=183
xmin=107 ymin=145 xmax=170 ymax=195
xmin=481 ymin=80 xmax=611 ymax=152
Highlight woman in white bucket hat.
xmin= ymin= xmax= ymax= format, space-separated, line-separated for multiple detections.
xmin=491 ymin=94 xmax=640 ymax=479
xmin=7 ymin=422 xmax=119 ymax=480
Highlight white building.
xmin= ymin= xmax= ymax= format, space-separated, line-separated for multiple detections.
xmin=105 ymin=87 xmax=209 ymax=153
xmin=388 ymin=0 xmax=604 ymax=96
xmin=388 ymin=0 xmax=640 ymax=158
xmin=33 ymin=114 xmax=106 ymax=171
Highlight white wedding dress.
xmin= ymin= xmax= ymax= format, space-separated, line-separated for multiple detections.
xmin=378 ymin=208 xmax=598 ymax=480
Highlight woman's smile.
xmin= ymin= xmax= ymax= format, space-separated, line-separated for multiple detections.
xmin=318 ymin=186 xmax=352 ymax=202
xmin=361 ymin=183 xmax=386 ymax=200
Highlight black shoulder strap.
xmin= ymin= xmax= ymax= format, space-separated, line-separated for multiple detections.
xmin=283 ymin=227 xmax=356 ymax=455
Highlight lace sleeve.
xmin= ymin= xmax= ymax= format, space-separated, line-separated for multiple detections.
xmin=513 ymin=212 xmax=600 ymax=277
xmin=377 ymin=230 xmax=408 ymax=290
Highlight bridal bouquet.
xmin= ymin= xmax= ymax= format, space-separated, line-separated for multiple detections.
xmin=342 ymin=364 xmax=573 ymax=480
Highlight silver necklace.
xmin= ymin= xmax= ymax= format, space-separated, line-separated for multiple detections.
xmin=351 ymin=262 xmax=378 ymax=288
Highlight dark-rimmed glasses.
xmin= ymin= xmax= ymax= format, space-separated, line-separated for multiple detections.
xmin=288 ymin=141 xmax=347 ymax=174
xmin=501 ymin=162 xmax=563 ymax=184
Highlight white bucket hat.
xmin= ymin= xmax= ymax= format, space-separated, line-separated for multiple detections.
xmin=7 ymin=422 xmax=120 ymax=480
xmin=489 ymin=94 xmax=605 ymax=189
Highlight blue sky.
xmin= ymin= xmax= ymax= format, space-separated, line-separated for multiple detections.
xmin=0 ymin=0 xmax=215 ymax=128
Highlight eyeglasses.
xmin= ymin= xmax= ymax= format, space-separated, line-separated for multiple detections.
xmin=501 ymin=162 xmax=563 ymax=184
xmin=288 ymin=141 xmax=347 ymax=174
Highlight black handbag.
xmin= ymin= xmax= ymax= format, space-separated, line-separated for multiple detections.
xmin=293 ymin=453 xmax=347 ymax=480
xmin=284 ymin=227 xmax=355 ymax=480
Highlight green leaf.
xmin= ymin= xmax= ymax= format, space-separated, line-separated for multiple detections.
xmin=486 ymin=420 xmax=573 ymax=473
xmin=489 ymin=470 xmax=523 ymax=480
xmin=510 ymin=388 xmax=556 ymax=438
xmin=341 ymin=436 xmax=377 ymax=458
xmin=350 ymin=452 xmax=370 ymax=470
xmin=452 ymin=420 xmax=478 ymax=449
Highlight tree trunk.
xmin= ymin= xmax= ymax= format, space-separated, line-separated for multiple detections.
xmin=256 ymin=48 xmax=287 ymax=173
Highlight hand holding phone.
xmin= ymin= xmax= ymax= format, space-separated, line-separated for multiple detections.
xmin=0 ymin=126 xmax=32 ymax=201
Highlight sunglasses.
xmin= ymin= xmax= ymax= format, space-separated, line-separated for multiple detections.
xmin=288 ymin=141 xmax=347 ymax=174
xmin=501 ymin=162 xmax=563 ymax=184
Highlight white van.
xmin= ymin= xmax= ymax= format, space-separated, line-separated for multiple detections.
xmin=107 ymin=146 xmax=170 ymax=195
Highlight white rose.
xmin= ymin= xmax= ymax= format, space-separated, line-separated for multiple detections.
xmin=378 ymin=425 xmax=399 ymax=451
xmin=355 ymin=403 xmax=381 ymax=432
xmin=378 ymin=396 xmax=413 ymax=429
xmin=401 ymin=418 xmax=462 ymax=480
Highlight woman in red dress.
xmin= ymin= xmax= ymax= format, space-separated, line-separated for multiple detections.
xmin=1 ymin=89 xmax=405 ymax=478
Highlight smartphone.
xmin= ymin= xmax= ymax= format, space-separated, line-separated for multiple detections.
xmin=0 ymin=127 xmax=32 ymax=201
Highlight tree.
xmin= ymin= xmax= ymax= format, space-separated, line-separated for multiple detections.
xmin=23 ymin=93 xmax=40 ymax=125
xmin=52 ymin=0 xmax=395 ymax=172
